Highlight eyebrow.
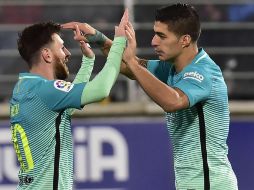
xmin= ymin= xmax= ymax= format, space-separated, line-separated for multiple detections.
xmin=155 ymin=31 xmax=166 ymax=37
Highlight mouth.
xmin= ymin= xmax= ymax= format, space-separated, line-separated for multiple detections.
xmin=154 ymin=49 xmax=163 ymax=56
xmin=63 ymin=58 xmax=68 ymax=66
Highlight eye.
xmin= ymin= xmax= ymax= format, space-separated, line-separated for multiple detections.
xmin=158 ymin=34 xmax=166 ymax=40
xmin=155 ymin=32 xmax=166 ymax=40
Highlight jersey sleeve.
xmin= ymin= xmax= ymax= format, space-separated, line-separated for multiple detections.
xmin=147 ymin=60 xmax=170 ymax=83
xmin=36 ymin=80 xmax=85 ymax=111
xmin=174 ymin=66 xmax=212 ymax=107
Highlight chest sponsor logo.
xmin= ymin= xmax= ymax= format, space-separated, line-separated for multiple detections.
xmin=54 ymin=80 xmax=74 ymax=92
xmin=183 ymin=71 xmax=204 ymax=82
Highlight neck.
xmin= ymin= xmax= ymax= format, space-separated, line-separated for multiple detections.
xmin=30 ymin=62 xmax=54 ymax=80
xmin=174 ymin=44 xmax=199 ymax=73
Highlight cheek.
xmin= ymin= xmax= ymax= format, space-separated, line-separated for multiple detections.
xmin=165 ymin=41 xmax=181 ymax=52
xmin=56 ymin=49 xmax=66 ymax=58
xmin=162 ymin=43 xmax=182 ymax=60
xmin=60 ymin=51 xmax=66 ymax=58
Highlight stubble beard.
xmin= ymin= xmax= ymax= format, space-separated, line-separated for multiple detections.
xmin=54 ymin=56 xmax=69 ymax=80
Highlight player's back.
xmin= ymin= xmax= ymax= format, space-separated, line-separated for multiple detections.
xmin=10 ymin=73 xmax=73 ymax=189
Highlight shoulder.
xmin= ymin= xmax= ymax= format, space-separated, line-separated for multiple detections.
xmin=51 ymin=80 xmax=74 ymax=93
xmin=182 ymin=63 xmax=210 ymax=84
xmin=36 ymin=80 xmax=76 ymax=98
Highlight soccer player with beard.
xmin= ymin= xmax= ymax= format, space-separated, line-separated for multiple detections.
xmin=9 ymin=10 xmax=128 ymax=190
xmin=62 ymin=4 xmax=238 ymax=190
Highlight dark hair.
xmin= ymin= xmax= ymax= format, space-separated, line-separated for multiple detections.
xmin=17 ymin=21 xmax=61 ymax=68
xmin=155 ymin=3 xmax=201 ymax=42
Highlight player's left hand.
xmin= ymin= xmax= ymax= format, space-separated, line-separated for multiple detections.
xmin=123 ymin=21 xmax=137 ymax=65
xmin=61 ymin=22 xmax=96 ymax=42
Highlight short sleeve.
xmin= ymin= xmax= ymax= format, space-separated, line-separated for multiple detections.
xmin=36 ymin=80 xmax=85 ymax=111
xmin=147 ymin=60 xmax=170 ymax=83
xmin=174 ymin=67 xmax=212 ymax=107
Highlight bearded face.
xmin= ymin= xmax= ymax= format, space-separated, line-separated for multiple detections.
xmin=53 ymin=54 xmax=69 ymax=80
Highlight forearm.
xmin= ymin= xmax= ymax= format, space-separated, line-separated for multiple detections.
xmin=69 ymin=55 xmax=95 ymax=115
xmin=100 ymin=38 xmax=112 ymax=56
xmin=101 ymin=39 xmax=135 ymax=79
xmin=128 ymin=59 xmax=183 ymax=112
xmin=121 ymin=58 xmax=148 ymax=80
xmin=73 ymin=55 xmax=95 ymax=84
xmin=81 ymin=37 xmax=126 ymax=105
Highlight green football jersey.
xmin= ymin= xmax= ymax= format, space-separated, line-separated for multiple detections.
xmin=148 ymin=48 xmax=238 ymax=190
xmin=10 ymin=73 xmax=85 ymax=190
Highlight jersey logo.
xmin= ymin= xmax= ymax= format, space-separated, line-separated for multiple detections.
xmin=54 ymin=80 xmax=74 ymax=92
xmin=183 ymin=71 xmax=204 ymax=82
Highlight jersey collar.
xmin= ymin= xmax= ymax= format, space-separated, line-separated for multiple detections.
xmin=19 ymin=73 xmax=47 ymax=81
xmin=192 ymin=48 xmax=208 ymax=65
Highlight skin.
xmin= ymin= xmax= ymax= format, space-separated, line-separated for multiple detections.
xmin=151 ymin=21 xmax=198 ymax=73
xmin=30 ymin=27 xmax=94 ymax=81
xmin=123 ymin=21 xmax=195 ymax=112
xmin=61 ymin=18 xmax=197 ymax=112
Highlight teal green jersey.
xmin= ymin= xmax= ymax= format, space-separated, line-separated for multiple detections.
xmin=148 ymin=48 xmax=238 ymax=190
xmin=9 ymin=73 xmax=85 ymax=190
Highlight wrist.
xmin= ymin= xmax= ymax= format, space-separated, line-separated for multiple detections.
xmin=127 ymin=58 xmax=139 ymax=69
xmin=82 ymin=55 xmax=95 ymax=65
xmin=86 ymin=30 xmax=108 ymax=46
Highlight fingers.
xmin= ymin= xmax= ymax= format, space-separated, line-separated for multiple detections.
xmin=73 ymin=24 xmax=86 ymax=41
xmin=80 ymin=41 xmax=94 ymax=58
xmin=75 ymin=24 xmax=81 ymax=36
xmin=125 ymin=29 xmax=132 ymax=41
xmin=125 ymin=22 xmax=136 ymax=42
xmin=62 ymin=22 xmax=96 ymax=37
xmin=127 ymin=22 xmax=135 ymax=36
xmin=115 ymin=9 xmax=130 ymax=37
xmin=79 ymin=41 xmax=89 ymax=49
xmin=119 ymin=9 xmax=129 ymax=27
xmin=121 ymin=9 xmax=129 ymax=23
xmin=61 ymin=22 xmax=78 ymax=29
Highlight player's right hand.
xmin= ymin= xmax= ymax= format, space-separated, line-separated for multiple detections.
xmin=123 ymin=21 xmax=137 ymax=64
xmin=73 ymin=24 xmax=94 ymax=58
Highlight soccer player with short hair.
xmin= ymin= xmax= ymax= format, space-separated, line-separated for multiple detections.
xmin=62 ymin=3 xmax=238 ymax=190
xmin=10 ymin=10 xmax=128 ymax=190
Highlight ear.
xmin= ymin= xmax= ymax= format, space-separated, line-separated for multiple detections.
xmin=180 ymin=35 xmax=191 ymax=48
xmin=41 ymin=48 xmax=53 ymax=63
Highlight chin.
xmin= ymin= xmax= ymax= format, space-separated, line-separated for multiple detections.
xmin=158 ymin=55 xmax=167 ymax=61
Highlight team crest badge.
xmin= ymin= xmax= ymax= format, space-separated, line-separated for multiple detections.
xmin=54 ymin=80 xmax=74 ymax=92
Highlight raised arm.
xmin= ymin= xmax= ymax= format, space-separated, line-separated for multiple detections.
xmin=71 ymin=24 xmax=95 ymax=84
xmin=80 ymin=9 xmax=128 ymax=105
xmin=61 ymin=19 xmax=148 ymax=79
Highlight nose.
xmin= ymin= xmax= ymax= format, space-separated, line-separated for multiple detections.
xmin=65 ymin=48 xmax=71 ymax=58
xmin=151 ymin=35 xmax=158 ymax=47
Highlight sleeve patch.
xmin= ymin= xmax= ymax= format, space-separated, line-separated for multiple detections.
xmin=54 ymin=80 xmax=74 ymax=92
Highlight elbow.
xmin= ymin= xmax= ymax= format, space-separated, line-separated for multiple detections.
xmin=160 ymin=98 xmax=184 ymax=113
xmin=98 ymin=88 xmax=111 ymax=100
xmin=161 ymin=104 xmax=178 ymax=113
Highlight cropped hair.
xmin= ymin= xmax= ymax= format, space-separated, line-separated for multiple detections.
xmin=155 ymin=3 xmax=201 ymax=42
xmin=17 ymin=21 xmax=61 ymax=68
